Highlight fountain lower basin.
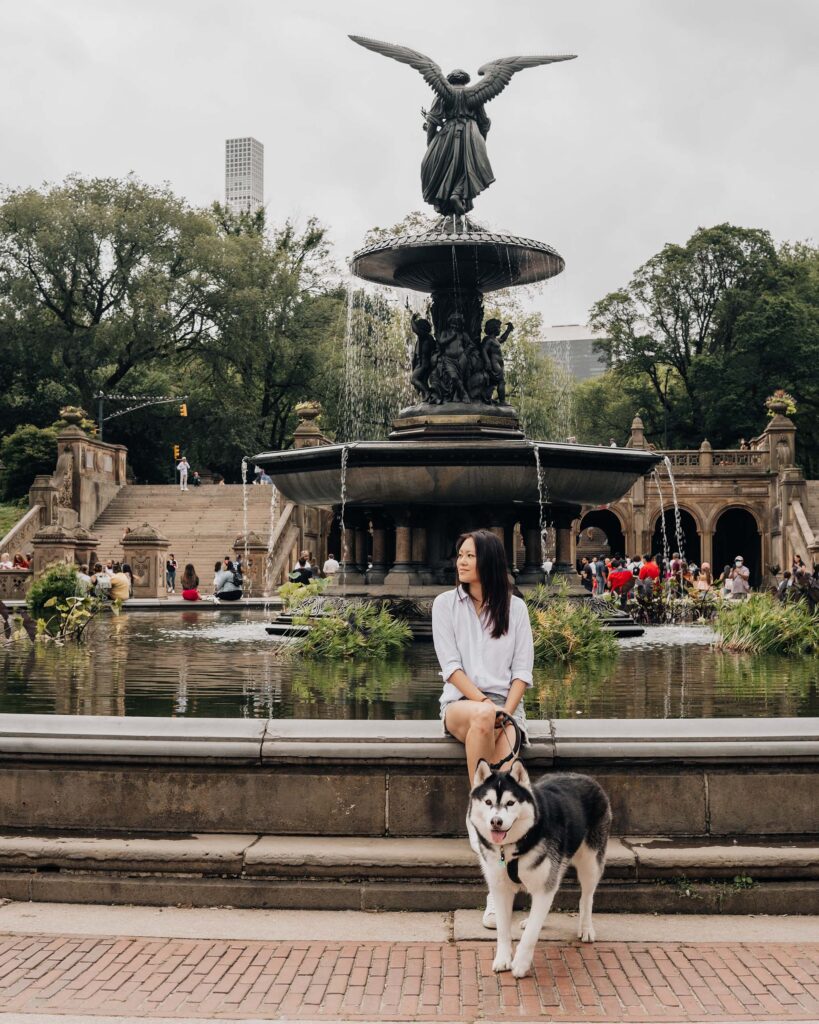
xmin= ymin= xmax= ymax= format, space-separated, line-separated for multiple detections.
xmin=254 ymin=440 xmax=658 ymax=509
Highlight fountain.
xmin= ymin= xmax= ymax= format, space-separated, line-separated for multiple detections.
xmin=253 ymin=35 xmax=662 ymax=592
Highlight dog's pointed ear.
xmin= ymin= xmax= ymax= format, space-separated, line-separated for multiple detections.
xmin=510 ymin=759 xmax=532 ymax=790
xmin=472 ymin=759 xmax=492 ymax=789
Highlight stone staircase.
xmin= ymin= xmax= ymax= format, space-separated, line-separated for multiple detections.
xmin=90 ymin=485 xmax=278 ymax=577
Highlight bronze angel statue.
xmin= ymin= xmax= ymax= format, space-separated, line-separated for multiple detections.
xmin=350 ymin=36 xmax=576 ymax=216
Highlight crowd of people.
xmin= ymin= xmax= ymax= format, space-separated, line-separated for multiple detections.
xmin=575 ymin=551 xmax=757 ymax=608
xmin=0 ymin=551 xmax=32 ymax=570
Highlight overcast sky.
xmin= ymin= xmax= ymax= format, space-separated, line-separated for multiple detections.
xmin=1 ymin=0 xmax=817 ymax=324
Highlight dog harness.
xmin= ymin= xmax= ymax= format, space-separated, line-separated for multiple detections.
xmin=498 ymin=824 xmax=540 ymax=884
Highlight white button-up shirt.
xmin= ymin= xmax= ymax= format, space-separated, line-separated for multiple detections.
xmin=432 ymin=585 xmax=534 ymax=706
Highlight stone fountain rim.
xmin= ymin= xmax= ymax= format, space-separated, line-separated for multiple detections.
xmin=253 ymin=439 xmax=662 ymax=473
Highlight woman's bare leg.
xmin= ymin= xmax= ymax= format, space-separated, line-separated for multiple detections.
xmin=444 ymin=700 xmax=499 ymax=783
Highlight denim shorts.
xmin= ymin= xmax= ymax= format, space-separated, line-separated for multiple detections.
xmin=440 ymin=692 xmax=530 ymax=746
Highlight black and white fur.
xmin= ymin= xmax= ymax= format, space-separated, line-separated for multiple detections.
xmin=468 ymin=759 xmax=611 ymax=978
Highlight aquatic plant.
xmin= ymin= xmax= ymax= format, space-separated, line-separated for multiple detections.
xmin=526 ymin=586 xmax=618 ymax=663
xmin=294 ymin=601 xmax=412 ymax=660
xmin=715 ymin=593 xmax=819 ymax=655
xmin=26 ymin=563 xmax=82 ymax=618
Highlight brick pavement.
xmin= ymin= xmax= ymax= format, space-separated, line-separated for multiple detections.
xmin=0 ymin=933 xmax=817 ymax=1021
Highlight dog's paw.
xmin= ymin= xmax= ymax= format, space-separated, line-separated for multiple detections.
xmin=492 ymin=952 xmax=513 ymax=973
xmin=511 ymin=953 xmax=532 ymax=978
xmin=577 ymin=923 xmax=596 ymax=943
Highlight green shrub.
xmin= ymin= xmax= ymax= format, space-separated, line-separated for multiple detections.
xmin=526 ymin=586 xmax=618 ymax=663
xmin=0 ymin=425 xmax=58 ymax=500
xmin=277 ymin=577 xmax=328 ymax=611
xmin=715 ymin=593 xmax=819 ymax=654
xmin=294 ymin=601 xmax=412 ymax=660
xmin=26 ymin=563 xmax=81 ymax=618
xmin=0 ymin=499 xmax=28 ymax=539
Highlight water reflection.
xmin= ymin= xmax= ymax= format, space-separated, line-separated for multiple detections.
xmin=0 ymin=611 xmax=816 ymax=720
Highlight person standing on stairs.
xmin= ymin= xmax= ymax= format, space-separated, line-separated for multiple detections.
xmin=177 ymin=456 xmax=190 ymax=491
xmin=166 ymin=554 xmax=178 ymax=595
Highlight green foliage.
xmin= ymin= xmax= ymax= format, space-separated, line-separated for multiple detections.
xmin=624 ymin=585 xmax=719 ymax=625
xmin=715 ymin=593 xmax=819 ymax=654
xmin=0 ymin=175 xmax=344 ymax=483
xmin=0 ymin=425 xmax=58 ymax=499
xmin=39 ymin=593 xmax=109 ymax=643
xmin=294 ymin=602 xmax=412 ymax=660
xmin=525 ymin=586 xmax=618 ymax=663
xmin=586 ymin=227 xmax=819 ymax=466
xmin=277 ymin=577 xmax=329 ymax=611
xmin=26 ymin=562 xmax=81 ymax=618
xmin=0 ymin=499 xmax=28 ymax=538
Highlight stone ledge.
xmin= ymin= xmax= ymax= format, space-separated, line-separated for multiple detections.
xmin=1 ymin=832 xmax=816 ymax=883
xmin=0 ymin=833 xmax=254 ymax=874
xmin=1 ymin=714 xmax=815 ymax=765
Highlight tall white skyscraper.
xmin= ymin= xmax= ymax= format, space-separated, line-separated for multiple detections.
xmin=224 ymin=137 xmax=264 ymax=215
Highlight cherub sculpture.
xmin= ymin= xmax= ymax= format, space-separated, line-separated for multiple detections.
xmin=409 ymin=312 xmax=436 ymax=402
xmin=350 ymin=35 xmax=576 ymax=215
xmin=481 ymin=319 xmax=514 ymax=404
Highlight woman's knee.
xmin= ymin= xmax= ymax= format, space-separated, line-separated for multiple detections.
xmin=468 ymin=703 xmax=497 ymax=738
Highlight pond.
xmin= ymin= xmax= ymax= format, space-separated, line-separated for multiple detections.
xmin=0 ymin=610 xmax=817 ymax=720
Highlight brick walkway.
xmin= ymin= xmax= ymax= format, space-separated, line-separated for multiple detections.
xmin=0 ymin=934 xmax=818 ymax=1021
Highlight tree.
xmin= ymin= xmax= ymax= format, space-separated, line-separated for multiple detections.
xmin=0 ymin=424 xmax=58 ymax=500
xmin=0 ymin=175 xmax=219 ymax=414
xmin=590 ymin=224 xmax=778 ymax=444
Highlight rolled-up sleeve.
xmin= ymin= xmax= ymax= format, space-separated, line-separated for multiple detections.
xmin=510 ymin=600 xmax=534 ymax=686
xmin=432 ymin=594 xmax=464 ymax=682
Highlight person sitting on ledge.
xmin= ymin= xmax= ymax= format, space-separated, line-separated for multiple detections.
xmin=213 ymin=560 xmax=242 ymax=602
xmin=181 ymin=564 xmax=200 ymax=601
xmin=432 ymin=528 xmax=534 ymax=930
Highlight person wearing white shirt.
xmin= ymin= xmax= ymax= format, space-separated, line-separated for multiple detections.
xmin=322 ymin=553 xmax=340 ymax=576
xmin=177 ymin=457 xmax=190 ymax=491
xmin=432 ymin=528 xmax=534 ymax=930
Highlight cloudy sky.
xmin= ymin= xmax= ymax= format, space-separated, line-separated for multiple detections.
xmin=1 ymin=0 xmax=816 ymax=323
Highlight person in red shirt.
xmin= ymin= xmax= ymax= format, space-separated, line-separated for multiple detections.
xmin=607 ymin=559 xmax=635 ymax=609
xmin=638 ymin=554 xmax=660 ymax=593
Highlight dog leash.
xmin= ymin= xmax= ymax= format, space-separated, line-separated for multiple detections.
xmin=487 ymin=710 xmax=524 ymax=880
xmin=488 ymin=709 xmax=522 ymax=771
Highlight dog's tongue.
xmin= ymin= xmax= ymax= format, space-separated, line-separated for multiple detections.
xmin=491 ymin=829 xmax=507 ymax=844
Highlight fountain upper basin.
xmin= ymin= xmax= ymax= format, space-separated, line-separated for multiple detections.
xmin=252 ymin=441 xmax=660 ymax=509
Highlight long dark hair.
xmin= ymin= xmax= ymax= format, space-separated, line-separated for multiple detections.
xmin=456 ymin=529 xmax=511 ymax=638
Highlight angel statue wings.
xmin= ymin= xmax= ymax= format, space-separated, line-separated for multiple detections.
xmin=350 ymin=35 xmax=576 ymax=216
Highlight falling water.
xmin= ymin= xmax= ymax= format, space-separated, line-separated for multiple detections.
xmin=339 ymin=444 xmax=350 ymax=589
xmin=532 ymin=442 xmax=548 ymax=573
xmin=652 ymin=468 xmax=670 ymax=567
xmin=262 ymin=482 xmax=280 ymax=617
xmin=240 ymin=456 xmax=249 ymax=597
xmin=663 ymin=456 xmax=685 ymax=561
xmin=341 ymin=281 xmax=415 ymax=441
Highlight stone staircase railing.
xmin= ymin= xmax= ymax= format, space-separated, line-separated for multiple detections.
xmin=0 ymin=506 xmax=43 ymax=598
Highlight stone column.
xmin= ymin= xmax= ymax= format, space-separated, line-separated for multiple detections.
xmin=384 ymin=512 xmax=413 ymax=585
xmin=29 ymin=476 xmax=59 ymax=526
xmin=31 ymin=524 xmax=78 ymax=577
xmin=411 ymin=523 xmax=428 ymax=575
xmin=699 ymin=439 xmax=713 ymax=472
xmin=122 ymin=524 xmax=169 ymax=599
xmin=516 ymin=511 xmax=544 ymax=584
xmin=368 ymin=515 xmax=389 ymax=585
xmin=699 ymin=530 xmax=713 ymax=569
xmin=339 ymin=513 xmax=366 ymax=581
xmin=73 ymin=526 xmax=100 ymax=570
xmin=354 ymin=520 xmax=370 ymax=577
xmin=551 ymin=506 xmax=584 ymax=594
xmin=233 ymin=531 xmax=268 ymax=596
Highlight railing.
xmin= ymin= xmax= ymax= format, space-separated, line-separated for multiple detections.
xmin=0 ymin=569 xmax=33 ymax=600
xmin=662 ymin=450 xmax=767 ymax=474
xmin=0 ymin=506 xmax=44 ymax=562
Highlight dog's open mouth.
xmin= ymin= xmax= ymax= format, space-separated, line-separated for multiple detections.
xmin=490 ymin=829 xmax=508 ymax=844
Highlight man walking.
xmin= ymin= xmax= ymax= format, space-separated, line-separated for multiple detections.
xmin=177 ymin=456 xmax=190 ymax=491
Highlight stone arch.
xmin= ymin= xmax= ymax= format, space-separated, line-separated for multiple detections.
xmin=577 ymin=508 xmax=626 ymax=560
xmin=650 ymin=505 xmax=702 ymax=565
xmin=712 ymin=505 xmax=763 ymax=586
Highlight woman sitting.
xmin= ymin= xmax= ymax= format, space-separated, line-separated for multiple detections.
xmin=213 ymin=560 xmax=242 ymax=602
xmin=181 ymin=563 xmax=201 ymax=601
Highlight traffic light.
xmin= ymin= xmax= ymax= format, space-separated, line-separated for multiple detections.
xmin=179 ymin=403 xmax=188 ymax=417
xmin=173 ymin=444 xmax=180 ymax=460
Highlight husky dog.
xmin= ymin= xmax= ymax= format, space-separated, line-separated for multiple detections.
xmin=468 ymin=759 xmax=611 ymax=978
